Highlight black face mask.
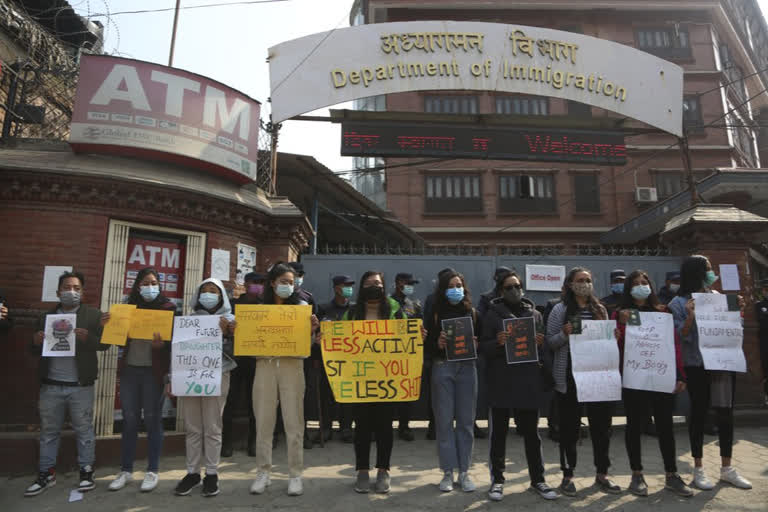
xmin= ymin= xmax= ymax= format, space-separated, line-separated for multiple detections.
xmin=503 ymin=288 xmax=523 ymax=305
xmin=360 ymin=285 xmax=384 ymax=302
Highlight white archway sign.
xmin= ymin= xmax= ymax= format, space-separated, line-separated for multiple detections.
xmin=269 ymin=21 xmax=683 ymax=136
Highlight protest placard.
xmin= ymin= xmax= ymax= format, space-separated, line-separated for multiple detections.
xmin=442 ymin=316 xmax=476 ymax=361
xmin=128 ymin=309 xmax=174 ymax=341
xmin=101 ymin=304 xmax=136 ymax=346
xmin=569 ymin=320 xmax=621 ymax=402
xmin=43 ymin=314 xmax=77 ymax=357
xmin=622 ymin=312 xmax=676 ymax=393
xmin=503 ymin=316 xmax=538 ymax=365
xmin=321 ymin=318 xmax=423 ymax=403
xmin=234 ymin=304 xmax=312 ymax=357
xmin=693 ymin=293 xmax=746 ymax=373
xmin=171 ymin=315 xmax=223 ymax=396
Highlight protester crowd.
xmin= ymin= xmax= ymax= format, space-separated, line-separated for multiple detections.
xmin=15 ymin=255 xmax=768 ymax=501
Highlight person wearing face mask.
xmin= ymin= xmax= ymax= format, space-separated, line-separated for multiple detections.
xmin=613 ymin=270 xmax=691 ymax=497
xmin=425 ymin=270 xmax=480 ymax=494
xmin=343 ymin=271 xmax=405 ymax=494
xmin=247 ymin=263 xmax=319 ymax=497
xmin=600 ymin=269 xmax=626 ymax=318
xmin=171 ymin=278 xmax=236 ymax=497
xmin=546 ymin=266 xmax=620 ymax=497
xmin=25 ymin=271 xmax=109 ymax=497
xmin=319 ymin=275 xmax=357 ymax=443
xmin=222 ymin=272 xmax=265 ymax=458
xmin=657 ymin=271 xmax=681 ymax=305
xmin=481 ymin=271 xmax=559 ymax=501
xmin=109 ymin=267 xmax=177 ymax=493
xmin=667 ymin=255 xmax=751 ymax=491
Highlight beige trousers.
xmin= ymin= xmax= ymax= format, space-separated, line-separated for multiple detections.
xmin=253 ymin=358 xmax=305 ymax=477
xmin=180 ymin=371 xmax=231 ymax=475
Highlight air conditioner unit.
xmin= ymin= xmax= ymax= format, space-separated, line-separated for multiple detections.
xmin=635 ymin=187 xmax=659 ymax=203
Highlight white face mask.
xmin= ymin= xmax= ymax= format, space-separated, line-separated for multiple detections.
xmin=276 ymin=284 xmax=294 ymax=299
xmin=199 ymin=292 xmax=220 ymax=310
xmin=295 ymin=277 xmax=304 ymax=288
xmin=669 ymin=284 xmax=680 ymax=293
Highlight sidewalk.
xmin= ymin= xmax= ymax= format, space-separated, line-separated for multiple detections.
xmin=1 ymin=422 xmax=766 ymax=511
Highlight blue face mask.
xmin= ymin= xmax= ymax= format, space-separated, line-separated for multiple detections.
xmin=140 ymin=285 xmax=160 ymax=302
xmin=403 ymin=284 xmax=414 ymax=296
xmin=199 ymin=292 xmax=220 ymax=310
xmin=445 ymin=287 xmax=464 ymax=304
xmin=630 ymin=285 xmax=652 ymax=300
xmin=295 ymin=277 xmax=304 ymax=288
xmin=703 ymin=270 xmax=718 ymax=287
xmin=341 ymin=286 xmax=354 ymax=298
xmin=276 ymin=284 xmax=294 ymax=299
xmin=611 ymin=283 xmax=624 ymax=294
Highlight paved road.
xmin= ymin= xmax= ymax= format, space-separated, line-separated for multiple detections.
xmin=2 ymin=421 xmax=767 ymax=511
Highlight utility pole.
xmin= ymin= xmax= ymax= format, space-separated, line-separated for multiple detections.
xmin=168 ymin=0 xmax=182 ymax=66
xmin=678 ymin=133 xmax=700 ymax=205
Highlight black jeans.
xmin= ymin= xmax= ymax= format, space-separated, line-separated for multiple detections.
xmin=557 ymin=381 xmax=614 ymax=477
xmin=686 ymin=366 xmax=734 ymax=458
xmin=489 ymin=407 xmax=544 ymax=485
xmin=222 ymin=358 xmax=255 ymax=447
xmin=623 ymin=388 xmax=677 ymax=472
xmin=353 ymin=403 xmax=395 ymax=470
xmin=304 ymin=359 xmax=334 ymax=431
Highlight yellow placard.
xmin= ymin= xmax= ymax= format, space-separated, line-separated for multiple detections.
xmin=234 ymin=304 xmax=312 ymax=357
xmin=100 ymin=304 xmax=136 ymax=346
xmin=127 ymin=309 xmax=174 ymax=341
xmin=320 ymin=319 xmax=423 ymax=403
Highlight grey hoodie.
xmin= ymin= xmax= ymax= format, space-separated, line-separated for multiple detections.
xmin=192 ymin=277 xmax=237 ymax=373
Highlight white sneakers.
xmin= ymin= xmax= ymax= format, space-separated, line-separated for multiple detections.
xmin=140 ymin=472 xmax=159 ymax=492
xmin=108 ymin=471 xmax=133 ymax=491
xmin=287 ymin=477 xmax=304 ymax=496
xmin=720 ymin=467 xmax=752 ymax=489
xmin=458 ymin=472 xmax=476 ymax=492
xmin=692 ymin=467 xmax=715 ymax=490
xmin=250 ymin=471 xmax=271 ymax=495
xmin=439 ymin=471 xmax=454 ymax=492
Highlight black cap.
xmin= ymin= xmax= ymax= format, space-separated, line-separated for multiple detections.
xmin=244 ymin=272 xmax=266 ymax=283
xmin=610 ymin=269 xmax=626 ymax=281
xmin=494 ymin=266 xmax=513 ymax=280
xmin=666 ymin=271 xmax=681 ymax=281
xmin=332 ymin=275 xmax=355 ymax=286
xmin=395 ymin=272 xmax=420 ymax=284
xmin=288 ymin=261 xmax=305 ymax=275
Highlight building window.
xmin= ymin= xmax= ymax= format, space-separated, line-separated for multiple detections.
xmin=683 ymin=96 xmax=703 ymax=130
xmin=425 ymin=175 xmax=482 ymax=213
xmin=424 ymin=95 xmax=478 ymax=114
xmin=496 ymin=96 xmax=548 ymax=116
xmin=573 ymin=173 xmax=601 ymax=213
xmin=728 ymin=112 xmax=756 ymax=165
xmin=655 ymin=172 xmax=685 ymax=199
xmin=636 ymin=27 xmax=691 ymax=59
xmin=498 ymin=174 xmax=556 ymax=213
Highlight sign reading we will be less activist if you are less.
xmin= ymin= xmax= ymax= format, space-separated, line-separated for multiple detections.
xmin=321 ymin=319 xmax=423 ymax=403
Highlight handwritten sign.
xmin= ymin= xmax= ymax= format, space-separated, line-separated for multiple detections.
xmin=503 ymin=317 xmax=538 ymax=365
xmin=321 ymin=319 xmax=423 ymax=403
xmin=442 ymin=316 xmax=476 ymax=361
xmin=101 ymin=304 xmax=136 ymax=346
xmin=234 ymin=304 xmax=312 ymax=357
xmin=623 ymin=312 xmax=676 ymax=393
xmin=171 ymin=315 xmax=222 ymax=396
xmin=43 ymin=313 xmax=77 ymax=357
xmin=128 ymin=309 xmax=174 ymax=341
xmin=569 ymin=320 xmax=621 ymax=402
xmin=693 ymin=293 xmax=746 ymax=373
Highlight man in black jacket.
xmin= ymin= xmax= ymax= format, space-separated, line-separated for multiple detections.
xmin=24 ymin=271 xmax=108 ymax=497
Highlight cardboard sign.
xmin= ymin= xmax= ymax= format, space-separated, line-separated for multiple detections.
xmin=569 ymin=320 xmax=621 ymax=402
xmin=693 ymin=293 xmax=746 ymax=373
xmin=622 ymin=312 xmax=676 ymax=393
xmin=320 ymin=319 xmax=423 ymax=403
xmin=128 ymin=309 xmax=174 ymax=341
xmin=503 ymin=316 xmax=538 ymax=365
xmin=442 ymin=316 xmax=476 ymax=361
xmin=100 ymin=304 xmax=136 ymax=346
xmin=43 ymin=314 xmax=77 ymax=357
xmin=171 ymin=315 xmax=222 ymax=396
xmin=234 ymin=304 xmax=312 ymax=357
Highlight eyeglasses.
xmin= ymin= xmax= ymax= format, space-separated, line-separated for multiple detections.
xmin=503 ymin=285 xmax=522 ymax=291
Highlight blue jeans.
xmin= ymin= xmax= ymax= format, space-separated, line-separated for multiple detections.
xmin=120 ymin=366 xmax=164 ymax=472
xmin=39 ymin=385 xmax=95 ymax=472
xmin=431 ymin=360 xmax=477 ymax=473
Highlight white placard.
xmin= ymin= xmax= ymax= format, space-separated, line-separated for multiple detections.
xmin=719 ymin=264 xmax=740 ymax=291
xmin=171 ymin=315 xmax=223 ymax=396
xmin=236 ymin=243 xmax=257 ymax=285
xmin=622 ymin=312 xmax=676 ymax=393
xmin=211 ymin=249 xmax=230 ymax=282
xmin=43 ymin=314 xmax=77 ymax=357
xmin=41 ymin=265 xmax=73 ymax=302
xmin=525 ymin=264 xmax=566 ymax=292
xmin=569 ymin=320 xmax=621 ymax=402
xmin=693 ymin=293 xmax=746 ymax=373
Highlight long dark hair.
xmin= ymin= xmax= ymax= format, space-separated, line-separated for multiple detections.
xmin=263 ymin=263 xmax=297 ymax=305
xmin=350 ymin=270 xmax=393 ymax=320
xmin=618 ymin=269 xmax=661 ymax=310
xmin=563 ymin=266 xmax=606 ymax=319
xmin=678 ymin=255 xmax=709 ymax=296
xmin=433 ymin=269 xmax=473 ymax=317
xmin=127 ymin=267 xmax=169 ymax=307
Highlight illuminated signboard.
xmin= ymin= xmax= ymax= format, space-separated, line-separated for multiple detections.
xmin=341 ymin=122 xmax=627 ymax=165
